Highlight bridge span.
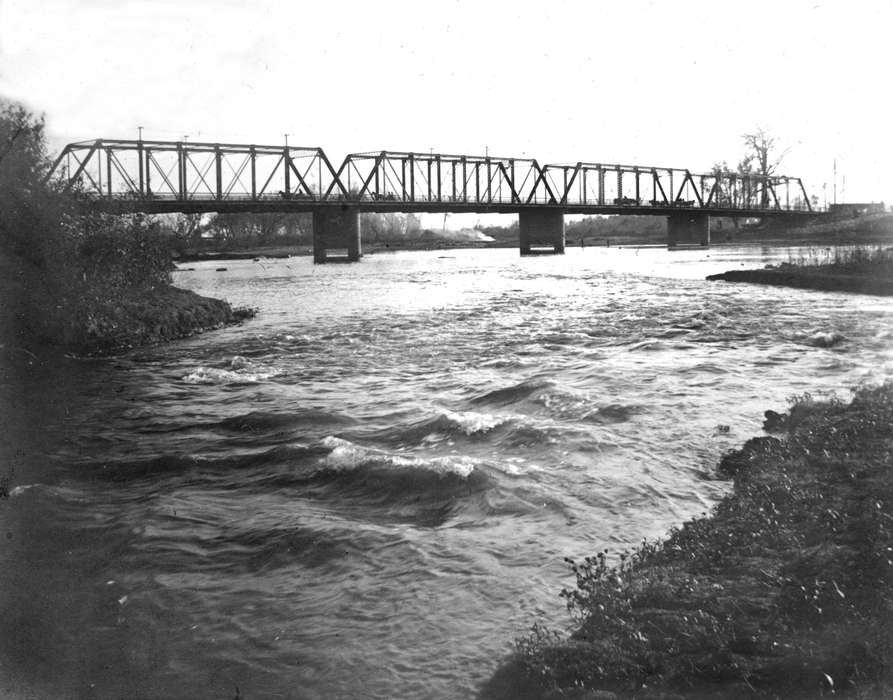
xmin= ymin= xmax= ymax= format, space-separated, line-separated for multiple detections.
xmin=49 ymin=139 xmax=820 ymax=262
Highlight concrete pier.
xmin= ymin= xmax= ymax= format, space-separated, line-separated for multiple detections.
xmin=667 ymin=212 xmax=710 ymax=247
xmin=313 ymin=208 xmax=361 ymax=263
xmin=519 ymin=210 xmax=565 ymax=255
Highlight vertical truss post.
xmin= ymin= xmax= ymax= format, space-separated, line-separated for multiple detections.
xmin=436 ymin=155 xmax=441 ymax=202
xmin=137 ymin=140 xmax=144 ymax=196
xmin=106 ymin=147 xmax=112 ymax=198
xmin=510 ymin=160 xmax=516 ymax=202
xmin=486 ymin=157 xmax=492 ymax=204
xmin=401 ymin=158 xmax=407 ymax=200
xmin=668 ymin=170 xmax=674 ymax=204
xmin=409 ymin=153 xmax=415 ymax=201
xmin=634 ymin=167 xmax=640 ymax=203
xmin=215 ymin=145 xmax=223 ymax=200
xmin=283 ymin=148 xmax=291 ymax=196
xmin=428 ymin=155 xmax=434 ymax=202
xmin=177 ymin=144 xmax=185 ymax=200
xmin=462 ymin=158 xmax=467 ymax=201
xmin=177 ymin=145 xmax=189 ymax=201
xmin=598 ymin=166 xmax=604 ymax=205
xmin=250 ymin=146 xmax=257 ymax=199
xmin=145 ymin=148 xmax=152 ymax=195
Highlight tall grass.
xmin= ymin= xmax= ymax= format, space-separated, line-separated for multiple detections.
xmin=784 ymin=244 xmax=893 ymax=273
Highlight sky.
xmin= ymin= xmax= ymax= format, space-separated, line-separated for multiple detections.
xmin=1 ymin=0 xmax=891 ymax=215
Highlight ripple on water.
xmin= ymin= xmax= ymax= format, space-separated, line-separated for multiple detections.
xmin=8 ymin=247 xmax=893 ymax=700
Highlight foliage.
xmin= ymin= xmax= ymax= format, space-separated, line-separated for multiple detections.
xmin=361 ymin=212 xmax=421 ymax=243
xmin=565 ymin=216 xmax=666 ymax=242
xmin=0 ymin=97 xmax=234 ymax=351
xmin=199 ymin=211 xmax=312 ymax=249
xmin=781 ymin=245 xmax=893 ymax=275
xmin=502 ymin=383 xmax=893 ymax=699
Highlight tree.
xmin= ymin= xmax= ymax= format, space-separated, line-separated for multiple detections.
xmin=741 ymin=127 xmax=789 ymax=208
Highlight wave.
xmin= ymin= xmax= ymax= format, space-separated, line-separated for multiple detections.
xmin=360 ymin=409 xmax=511 ymax=447
xmin=8 ymin=483 xmax=40 ymax=497
xmin=470 ymin=379 xmax=552 ymax=406
xmin=181 ymin=355 xmax=281 ymax=385
xmin=74 ymin=443 xmax=323 ymax=484
xmin=216 ymin=409 xmax=355 ymax=433
xmin=582 ymin=403 xmax=643 ymax=424
xmin=321 ymin=436 xmax=477 ymax=478
xmin=802 ymin=331 xmax=846 ymax=348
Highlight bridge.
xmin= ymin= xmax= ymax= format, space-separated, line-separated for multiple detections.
xmin=48 ymin=139 xmax=819 ymax=262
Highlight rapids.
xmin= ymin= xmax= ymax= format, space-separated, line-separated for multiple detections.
xmin=2 ymin=245 xmax=892 ymax=699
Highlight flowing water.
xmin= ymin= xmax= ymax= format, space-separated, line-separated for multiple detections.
xmin=2 ymin=246 xmax=893 ymax=699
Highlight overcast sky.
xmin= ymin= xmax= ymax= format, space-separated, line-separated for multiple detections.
xmin=1 ymin=0 xmax=890 ymax=207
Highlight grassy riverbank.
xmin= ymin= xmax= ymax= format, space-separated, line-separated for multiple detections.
xmin=0 ymin=245 xmax=254 ymax=357
xmin=484 ymin=384 xmax=893 ymax=699
xmin=707 ymin=246 xmax=893 ymax=297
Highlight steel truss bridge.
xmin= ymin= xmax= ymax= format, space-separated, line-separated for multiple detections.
xmin=50 ymin=139 xmax=815 ymax=217
xmin=49 ymin=138 xmax=821 ymax=260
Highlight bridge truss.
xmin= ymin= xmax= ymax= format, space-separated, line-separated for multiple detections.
xmin=48 ymin=139 xmax=814 ymax=216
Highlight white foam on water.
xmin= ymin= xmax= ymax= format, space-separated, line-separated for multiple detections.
xmin=8 ymin=484 xmax=39 ymax=497
xmin=441 ymin=409 xmax=507 ymax=435
xmin=182 ymin=357 xmax=280 ymax=385
xmin=320 ymin=436 xmax=476 ymax=477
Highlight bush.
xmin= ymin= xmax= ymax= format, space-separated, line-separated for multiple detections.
xmin=0 ymin=97 xmax=187 ymax=349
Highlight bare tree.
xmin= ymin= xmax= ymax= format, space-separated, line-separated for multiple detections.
xmin=742 ymin=127 xmax=789 ymax=207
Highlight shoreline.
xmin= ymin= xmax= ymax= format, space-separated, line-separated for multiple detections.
xmin=707 ymin=267 xmax=893 ymax=296
xmin=483 ymin=385 xmax=893 ymax=699
xmin=0 ymin=247 xmax=256 ymax=359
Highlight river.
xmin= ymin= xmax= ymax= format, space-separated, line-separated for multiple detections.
xmin=2 ymin=245 xmax=892 ymax=699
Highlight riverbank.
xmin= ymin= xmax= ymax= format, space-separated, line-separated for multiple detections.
xmin=707 ymin=246 xmax=893 ymax=297
xmin=707 ymin=267 xmax=893 ymax=296
xmin=484 ymin=384 xmax=893 ymax=699
xmin=0 ymin=247 xmax=255 ymax=358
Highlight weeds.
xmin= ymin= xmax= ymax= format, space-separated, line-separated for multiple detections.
xmin=500 ymin=383 xmax=893 ymax=698
xmin=781 ymin=245 xmax=893 ymax=274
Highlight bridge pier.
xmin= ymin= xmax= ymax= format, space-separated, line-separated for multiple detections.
xmin=313 ymin=208 xmax=362 ymax=263
xmin=519 ymin=210 xmax=565 ymax=255
xmin=667 ymin=213 xmax=710 ymax=247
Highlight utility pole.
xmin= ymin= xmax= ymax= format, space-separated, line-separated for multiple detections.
xmin=833 ymin=158 xmax=837 ymax=205
xmin=137 ymin=125 xmax=143 ymax=142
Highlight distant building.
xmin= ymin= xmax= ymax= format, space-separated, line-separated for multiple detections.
xmin=829 ymin=202 xmax=886 ymax=216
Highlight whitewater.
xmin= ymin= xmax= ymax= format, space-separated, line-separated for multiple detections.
xmin=2 ymin=245 xmax=892 ymax=699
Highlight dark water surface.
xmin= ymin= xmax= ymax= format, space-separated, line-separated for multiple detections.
xmin=3 ymin=246 xmax=892 ymax=699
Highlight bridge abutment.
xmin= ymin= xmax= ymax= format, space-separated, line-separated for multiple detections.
xmin=667 ymin=213 xmax=710 ymax=247
xmin=313 ymin=208 xmax=362 ymax=263
xmin=519 ymin=210 xmax=565 ymax=255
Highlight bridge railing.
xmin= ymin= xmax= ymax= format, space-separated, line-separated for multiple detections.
xmin=47 ymin=139 xmax=814 ymax=213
